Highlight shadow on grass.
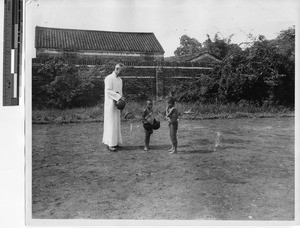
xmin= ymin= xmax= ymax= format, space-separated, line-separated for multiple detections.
xmin=222 ymin=138 xmax=252 ymax=144
xmin=221 ymin=146 xmax=247 ymax=150
xmin=189 ymin=139 xmax=213 ymax=146
xmin=114 ymin=144 xmax=196 ymax=152
xmin=106 ymin=144 xmax=216 ymax=154
xmin=115 ymin=144 xmax=172 ymax=151
xmin=179 ymin=149 xmax=215 ymax=154
xmin=102 ymin=146 xmax=143 ymax=152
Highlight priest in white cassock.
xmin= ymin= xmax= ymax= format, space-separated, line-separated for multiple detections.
xmin=102 ymin=63 xmax=125 ymax=152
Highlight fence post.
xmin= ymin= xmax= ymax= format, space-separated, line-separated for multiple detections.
xmin=156 ymin=66 xmax=164 ymax=97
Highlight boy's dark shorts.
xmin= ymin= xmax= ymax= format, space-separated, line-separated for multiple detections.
xmin=143 ymin=122 xmax=153 ymax=134
xmin=145 ymin=129 xmax=153 ymax=135
xmin=168 ymin=121 xmax=178 ymax=131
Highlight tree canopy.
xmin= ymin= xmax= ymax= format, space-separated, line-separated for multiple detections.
xmin=174 ymin=33 xmax=241 ymax=60
xmin=172 ymin=26 xmax=295 ymax=106
xmin=174 ymin=35 xmax=202 ymax=56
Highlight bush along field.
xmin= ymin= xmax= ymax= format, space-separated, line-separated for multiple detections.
xmin=32 ymin=100 xmax=294 ymax=124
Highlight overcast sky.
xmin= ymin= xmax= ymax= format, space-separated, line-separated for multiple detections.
xmin=26 ymin=0 xmax=298 ymax=57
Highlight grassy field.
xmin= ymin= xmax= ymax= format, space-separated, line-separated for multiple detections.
xmin=32 ymin=117 xmax=294 ymax=220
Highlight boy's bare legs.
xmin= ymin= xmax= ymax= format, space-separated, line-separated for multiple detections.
xmin=167 ymin=125 xmax=173 ymax=152
xmin=169 ymin=143 xmax=177 ymax=154
xmin=168 ymin=124 xmax=178 ymax=154
xmin=167 ymin=147 xmax=174 ymax=152
xmin=144 ymin=132 xmax=151 ymax=151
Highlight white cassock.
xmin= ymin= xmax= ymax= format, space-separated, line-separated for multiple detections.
xmin=102 ymin=72 xmax=123 ymax=147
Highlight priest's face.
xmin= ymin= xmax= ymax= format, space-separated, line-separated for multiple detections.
xmin=115 ymin=66 xmax=123 ymax=76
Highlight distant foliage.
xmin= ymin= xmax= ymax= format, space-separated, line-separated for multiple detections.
xmin=172 ymin=27 xmax=295 ymax=106
xmin=32 ymin=27 xmax=295 ymax=109
xmin=32 ymin=57 xmax=100 ymax=109
xmin=214 ymin=26 xmax=295 ymax=106
xmin=32 ymin=58 xmax=157 ymax=109
xmin=166 ymin=76 xmax=218 ymax=103
xmin=202 ymin=33 xmax=239 ymax=59
xmin=174 ymin=35 xmax=203 ymax=56
xmin=123 ymin=78 xmax=156 ymax=101
xmin=119 ymin=66 xmax=156 ymax=101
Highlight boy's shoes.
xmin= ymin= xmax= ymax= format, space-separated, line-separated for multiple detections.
xmin=144 ymin=147 xmax=149 ymax=151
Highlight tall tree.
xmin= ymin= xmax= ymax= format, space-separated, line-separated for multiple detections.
xmin=174 ymin=35 xmax=202 ymax=56
xmin=215 ymin=26 xmax=295 ymax=106
xmin=202 ymin=33 xmax=239 ymax=59
xmin=269 ymin=26 xmax=295 ymax=105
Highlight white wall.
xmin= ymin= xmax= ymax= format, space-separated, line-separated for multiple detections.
xmin=0 ymin=0 xmax=25 ymax=227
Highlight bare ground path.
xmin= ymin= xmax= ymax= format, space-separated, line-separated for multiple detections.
xmin=32 ymin=117 xmax=294 ymax=220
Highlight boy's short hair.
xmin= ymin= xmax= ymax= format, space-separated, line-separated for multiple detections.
xmin=167 ymin=97 xmax=175 ymax=105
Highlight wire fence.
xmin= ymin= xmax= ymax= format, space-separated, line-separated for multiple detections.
xmin=32 ymin=58 xmax=217 ymax=68
xmin=32 ymin=58 xmax=216 ymax=104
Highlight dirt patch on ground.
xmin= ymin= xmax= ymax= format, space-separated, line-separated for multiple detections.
xmin=32 ymin=117 xmax=294 ymax=220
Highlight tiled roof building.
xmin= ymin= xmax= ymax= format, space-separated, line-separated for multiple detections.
xmin=35 ymin=26 xmax=165 ymax=61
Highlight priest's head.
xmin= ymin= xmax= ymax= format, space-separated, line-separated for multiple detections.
xmin=114 ymin=63 xmax=125 ymax=76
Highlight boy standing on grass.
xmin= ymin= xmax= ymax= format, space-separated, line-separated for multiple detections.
xmin=166 ymin=97 xmax=179 ymax=154
xmin=142 ymin=99 xmax=154 ymax=151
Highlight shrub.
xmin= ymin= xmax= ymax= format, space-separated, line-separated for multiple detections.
xmin=32 ymin=57 xmax=100 ymax=109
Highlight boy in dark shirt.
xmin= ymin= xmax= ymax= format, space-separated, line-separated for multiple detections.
xmin=166 ymin=97 xmax=179 ymax=154
xmin=142 ymin=99 xmax=154 ymax=151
